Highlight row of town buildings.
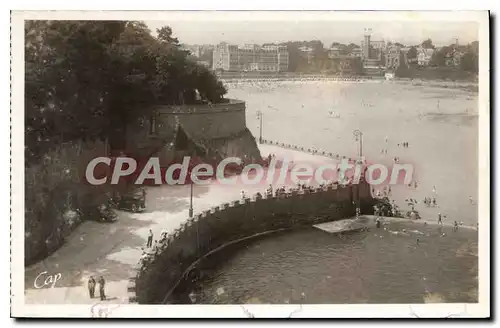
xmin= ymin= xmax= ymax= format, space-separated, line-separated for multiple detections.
xmin=181 ymin=43 xmax=289 ymax=72
xmin=181 ymin=39 xmax=468 ymax=74
xmin=211 ymin=43 xmax=289 ymax=72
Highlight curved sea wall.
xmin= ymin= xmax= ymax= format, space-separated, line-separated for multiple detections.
xmin=128 ymin=180 xmax=376 ymax=304
xmin=126 ymin=99 xmax=261 ymax=164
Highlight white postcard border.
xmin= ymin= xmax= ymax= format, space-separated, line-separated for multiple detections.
xmin=10 ymin=10 xmax=490 ymax=318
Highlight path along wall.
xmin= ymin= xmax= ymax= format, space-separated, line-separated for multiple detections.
xmin=126 ymin=99 xmax=261 ymax=164
xmin=128 ymin=180 xmax=376 ymax=304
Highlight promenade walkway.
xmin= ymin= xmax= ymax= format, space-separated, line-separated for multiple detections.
xmin=24 ymin=144 xmax=339 ymax=304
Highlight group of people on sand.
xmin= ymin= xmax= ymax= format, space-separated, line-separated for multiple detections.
xmin=437 ymin=212 xmax=461 ymax=231
xmin=424 ymin=197 xmax=438 ymax=207
xmin=87 ymin=276 xmax=106 ymax=300
xmin=398 ymin=141 xmax=410 ymax=148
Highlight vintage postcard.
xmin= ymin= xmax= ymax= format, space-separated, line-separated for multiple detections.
xmin=11 ymin=10 xmax=490 ymax=318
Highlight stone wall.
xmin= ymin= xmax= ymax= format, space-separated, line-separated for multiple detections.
xmin=25 ymin=139 xmax=108 ymax=265
xmin=128 ymin=180 xmax=375 ymax=304
xmin=125 ymin=99 xmax=261 ymax=164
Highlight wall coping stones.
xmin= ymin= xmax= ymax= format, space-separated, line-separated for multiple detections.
xmin=129 ymin=143 xmax=376 ymax=303
xmin=154 ymin=99 xmax=245 ymax=115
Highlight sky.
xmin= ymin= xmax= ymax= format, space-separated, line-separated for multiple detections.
xmin=145 ymin=13 xmax=480 ymax=47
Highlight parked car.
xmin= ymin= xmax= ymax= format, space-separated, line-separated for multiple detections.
xmin=115 ymin=188 xmax=146 ymax=213
xmin=82 ymin=204 xmax=118 ymax=223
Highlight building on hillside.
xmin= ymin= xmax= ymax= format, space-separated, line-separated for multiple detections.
xmin=181 ymin=44 xmax=201 ymax=58
xmin=327 ymin=56 xmax=363 ymax=75
xmin=360 ymin=29 xmax=384 ymax=75
xmin=197 ymin=60 xmax=211 ymax=68
xmin=370 ymin=40 xmax=386 ymax=51
xmin=361 ymin=40 xmax=385 ymax=56
xmin=212 ymin=43 xmax=289 ymax=72
xmin=417 ymin=47 xmax=435 ymax=66
xmin=362 ymin=32 xmax=371 ymax=59
xmin=360 ymin=29 xmax=384 ymax=61
xmin=328 ymin=46 xmax=342 ymax=58
xmin=298 ymin=46 xmax=315 ymax=64
xmin=349 ymin=47 xmax=363 ymax=57
xmin=444 ymin=49 xmax=463 ymax=67
xmin=298 ymin=46 xmax=314 ymax=53
xmin=385 ymin=44 xmax=401 ymax=69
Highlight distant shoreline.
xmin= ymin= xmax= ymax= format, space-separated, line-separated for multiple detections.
xmin=220 ymin=75 xmax=378 ymax=83
xmin=219 ymin=75 xmax=478 ymax=89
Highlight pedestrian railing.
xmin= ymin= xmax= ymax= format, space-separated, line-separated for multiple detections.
xmin=259 ymin=138 xmax=343 ymax=160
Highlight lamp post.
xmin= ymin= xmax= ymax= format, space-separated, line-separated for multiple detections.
xmin=256 ymin=110 xmax=263 ymax=144
xmin=353 ymin=129 xmax=363 ymax=159
xmin=353 ymin=129 xmax=364 ymax=216
xmin=189 ymin=181 xmax=194 ymax=218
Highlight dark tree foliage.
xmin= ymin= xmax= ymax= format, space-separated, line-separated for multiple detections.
xmin=407 ymin=46 xmax=418 ymax=60
xmin=430 ymin=46 xmax=452 ymax=67
xmin=460 ymin=42 xmax=479 ymax=73
xmin=25 ymin=20 xmax=227 ymax=164
xmin=395 ymin=52 xmax=411 ymax=78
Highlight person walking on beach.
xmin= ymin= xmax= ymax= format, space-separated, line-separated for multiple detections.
xmin=98 ymin=276 xmax=106 ymax=301
xmin=147 ymin=229 xmax=153 ymax=248
xmin=438 ymin=213 xmax=442 ymax=225
xmin=87 ymin=276 xmax=96 ymax=299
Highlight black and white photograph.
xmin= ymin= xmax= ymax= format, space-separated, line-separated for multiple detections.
xmin=10 ymin=10 xmax=490 ymax=318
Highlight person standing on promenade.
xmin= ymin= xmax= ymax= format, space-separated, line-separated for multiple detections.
xmin=147 ymin=229 xmax=153 ymax=248
xmin=87 ymin=276 xmax=96 ymax=299
xmin=98 ymin=276 xmax=106 ymax=301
